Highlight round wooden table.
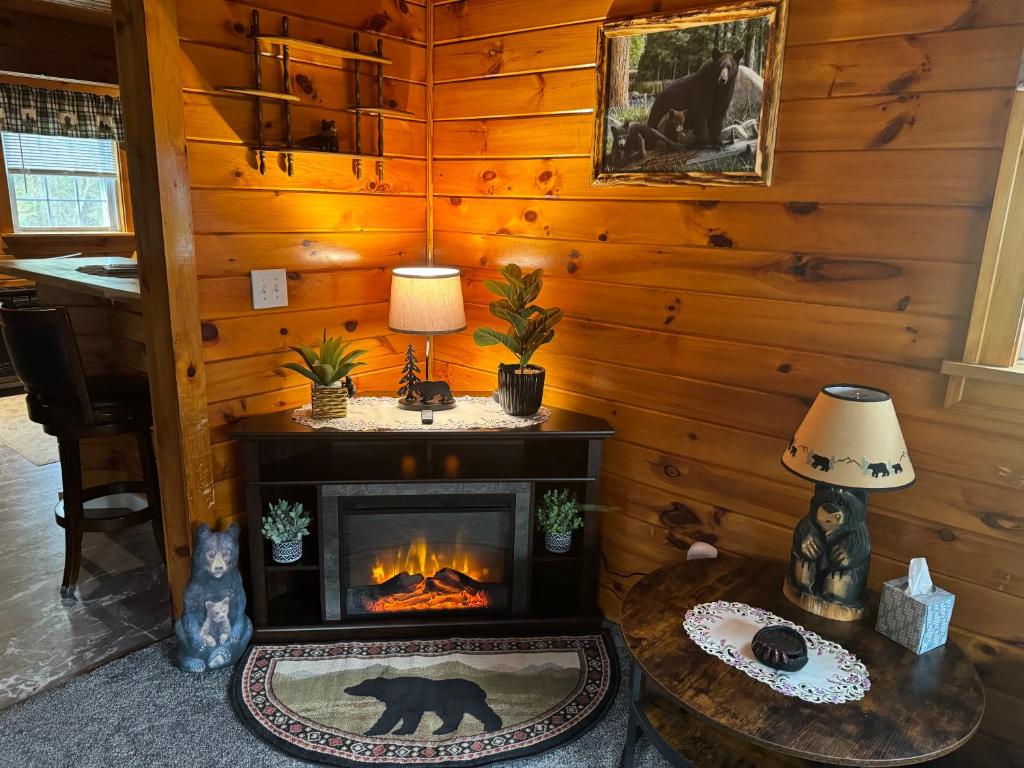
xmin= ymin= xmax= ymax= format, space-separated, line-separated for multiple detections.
xmin=619 ymin=558 xmax=984 ymax=767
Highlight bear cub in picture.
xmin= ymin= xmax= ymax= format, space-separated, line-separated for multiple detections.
xmin=174 ymin=523 xmax=253 ymax=672
xmin=345 ymin=676 xmax=503 ymax=737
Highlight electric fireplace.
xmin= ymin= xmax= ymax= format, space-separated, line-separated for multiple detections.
xmin=232 ymin=405 xmax=613 ymax=640
xmin=321 ymin=483 xmax=531 ymax=622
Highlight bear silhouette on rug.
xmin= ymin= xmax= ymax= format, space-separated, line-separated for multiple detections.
xmin=345 ymin=676 xmax=503 ymax=736
xmin=174 ymin=523 xmax=253 ymax=672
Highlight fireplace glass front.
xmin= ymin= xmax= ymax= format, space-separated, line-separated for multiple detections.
xmin=323 ymin=483 xmax=531 ymax=621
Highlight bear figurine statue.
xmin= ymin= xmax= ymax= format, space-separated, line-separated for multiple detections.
xmin=174 ymin=523 xmax=253 ymax=672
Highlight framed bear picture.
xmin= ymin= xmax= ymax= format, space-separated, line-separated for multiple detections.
xmin=592 ymin=0 xmax=788 ymax=187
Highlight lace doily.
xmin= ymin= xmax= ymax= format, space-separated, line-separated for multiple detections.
xmin=683 ymin=601 xmax=871 ymax=704
xmin=291 ymin=396 xmax=550 ymax=431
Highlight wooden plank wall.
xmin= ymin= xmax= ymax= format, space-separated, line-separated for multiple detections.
xmin=174 ymin=0 xmax=430 ymax=531
xmin=0 ymin=6 xmax=118 ymax=84
xmin=429 ymin=0 xmax=1024 ymax=759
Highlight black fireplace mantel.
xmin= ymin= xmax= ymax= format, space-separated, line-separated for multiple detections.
xmin=231 ymin=397 xmax=613 ymax=641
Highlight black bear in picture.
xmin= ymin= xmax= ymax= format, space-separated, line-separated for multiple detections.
xmin=867 ymin=462 xmax=890 ymax=478
xmin=174 ymin=523 xmax=253 ymax=672
xmin=787 ymin=442 xmax=798 ymax=457
xmin=646 ymin=48 xmax=745 ymax=148
xmin=810 ymin=454 xmax=831 ymax=471
xmin=345 ymin=676 xmax=503 ymax=736
xmin=405 ymin=380 xmax=454 ymax=406
xmin=788 ymin=485 xmax=871 ymax=608
xmin=892 ymin=463 xmax=904 ymax=474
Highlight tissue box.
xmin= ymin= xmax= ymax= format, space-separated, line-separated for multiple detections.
xmin=875 ymin=577 xmax=955 ymax=654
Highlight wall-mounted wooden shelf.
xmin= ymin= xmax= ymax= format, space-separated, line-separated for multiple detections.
xmin=258 ymin=146 xmax=384 ymax=161
xmin=217 ymin=87 xmax=300 ymax=102
xmin=216 ymin=11 xmax=404 ymax=180
xmin=255 ymin=35 xmax=392 ymax=65
xmin=343 ymin=105 xmax=414 ymax=118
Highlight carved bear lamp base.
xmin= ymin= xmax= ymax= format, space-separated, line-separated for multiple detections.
xmin=781 ymin=384 xmax=916 ymax=622
xmin=784 ymin=483 xmax=872 ymax=622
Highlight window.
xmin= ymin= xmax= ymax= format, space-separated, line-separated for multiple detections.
xmin=941 ymin=75 xmax=1024 ymax=403
xmin=1 ymin=132 xmax=122 ymax=232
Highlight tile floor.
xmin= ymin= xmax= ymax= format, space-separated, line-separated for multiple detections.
xmin=0 ymin=394 xmax=171 ymax=709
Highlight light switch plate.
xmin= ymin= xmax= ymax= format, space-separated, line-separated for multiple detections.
xmin=251 ymin=268 xmax=288 ymax=310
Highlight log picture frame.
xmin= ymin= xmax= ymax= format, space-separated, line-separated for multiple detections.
xmin=592 ymin=0 xmax=788 ymax=187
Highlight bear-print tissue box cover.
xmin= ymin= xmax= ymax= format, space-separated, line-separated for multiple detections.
xmin=875 ymin=577 xmax=955 ymax=655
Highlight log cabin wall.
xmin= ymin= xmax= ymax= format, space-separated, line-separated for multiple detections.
xmin=173 ymin=0 xmax=430 ymax=531
xmin=428 ymin=0 xmax=1024 ymax=758
xmin=0 ymin=6 xmax=118 ymax=84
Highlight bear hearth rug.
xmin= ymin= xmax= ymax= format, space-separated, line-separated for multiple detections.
xmin=232 ymin=633 xmax=617 ymax=767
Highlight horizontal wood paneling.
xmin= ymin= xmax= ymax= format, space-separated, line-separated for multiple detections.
xmin=435 ymin=233 xmax=977 ymax=316
xmin=193 ymin=232 xmax=424 ymax=277
xmin=178 ymin=0 xmax=428 ymax=532
xmin=431 ymin=1 xmax=1024 ymax=759
xmin=188 ymin=143 xmax=426 ymax=193
xmin=434 ymin=0 xmax=1024 ymax=45
xmin=182 ymin=96 xmax=427 ymax=157
xmin=434 ymin=152 xmax=1002 ymax=206
xmin=191 ymin=189 xmax=426 ymax=233
xmin=177 ymin=0 xmax=428 ymax=80
xmin=0 ymin=7 xmax=118 ymax=83
xmin=436 ymin=23 xmax=1024 ymax=98
xmin=434 ymin=197 xmax=989 ymax=261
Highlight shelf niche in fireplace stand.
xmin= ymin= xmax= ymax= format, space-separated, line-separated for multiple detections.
xmin=231 ymin=397 xmax=613 ymax=641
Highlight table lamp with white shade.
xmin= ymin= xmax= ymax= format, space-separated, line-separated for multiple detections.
xmin=388 ymin=266 xmax=466 ymax=411
xmin=781 ymin=384 xmax=915 ymax=621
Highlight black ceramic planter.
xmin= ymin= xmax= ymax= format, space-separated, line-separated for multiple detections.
xmin=497 ymin=363 xmax=545 ymax=417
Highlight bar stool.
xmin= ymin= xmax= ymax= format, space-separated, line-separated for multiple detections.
xmin=0 ymin=305 xmax=163 ymax=599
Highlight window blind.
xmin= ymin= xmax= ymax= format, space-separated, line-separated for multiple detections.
xmin=2 ymin=132 xmax=117 ymax=175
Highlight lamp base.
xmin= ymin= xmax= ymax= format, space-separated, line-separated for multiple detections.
xmin=397 ymin=398 xmax=456 ymax=412
xmin=783 ymin=580 xmax=866 ymax=622
xmin=396 ymin=379 xmax=456 ymax=411
xmin=784 ymin=483 xmax=871 ymax=623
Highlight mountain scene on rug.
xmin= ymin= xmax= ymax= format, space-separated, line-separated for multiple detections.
xmin=271 ymin=652 xmax=583 ymax=740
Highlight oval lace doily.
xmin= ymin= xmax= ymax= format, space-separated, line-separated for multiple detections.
xmin=291 ymin=396 xmax=551 ymax=431
xmin=683 ymin=600 xmax=871 ymax=704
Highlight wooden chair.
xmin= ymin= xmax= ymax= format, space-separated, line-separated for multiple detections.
xmin=0 ymin=305 xmax=163 ymax=599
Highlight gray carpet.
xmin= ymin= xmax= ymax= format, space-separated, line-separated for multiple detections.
xmin=0 ymin=627 xmax=672 ymax=768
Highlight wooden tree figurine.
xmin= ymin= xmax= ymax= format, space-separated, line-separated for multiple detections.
xmin=397 ymin=344 xmax=422 ymax=398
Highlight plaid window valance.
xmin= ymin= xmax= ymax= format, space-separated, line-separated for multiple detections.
xmin=0 ymin=83 xmax=124 ymax=142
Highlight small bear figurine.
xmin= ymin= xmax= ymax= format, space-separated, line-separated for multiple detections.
xmin=174 ymin=523 xmax=253 ymax=672
xmin=200 ymin=597 xmax=231 ymax=647
xmin=787 ymin=484 xmax=871 ymax=612
xmin=297 ymin=119 xmax=339 ymax=152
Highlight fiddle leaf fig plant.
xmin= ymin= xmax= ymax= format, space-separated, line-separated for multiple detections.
xmin=472 ymin=264 xmax=563 ymax=369
xmin=284 ymin=330 xmax=367 ymax=387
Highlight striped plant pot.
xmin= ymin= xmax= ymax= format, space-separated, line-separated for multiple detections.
xmin=544 ymin=531 xmax=573 ymax=554
xmin=497 ymin=363 xmax=545 ymax=417
xmin=311 ymin=383 xmax=348 ymax=419
xmin=272 ymin=538 xmax=303 ymax=564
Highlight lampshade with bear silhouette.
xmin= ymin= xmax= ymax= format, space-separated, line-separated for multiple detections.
xmin=782 ymin=384 xmax=915 ymax=491
xmin=780 ymin=385 xmax=914 ymax=622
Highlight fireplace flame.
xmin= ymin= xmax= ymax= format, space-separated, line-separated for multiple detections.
xmin=370 ymin=538 xmax=488 ymax=585
xmin=366 ymin=537 xmax=492 ymax=613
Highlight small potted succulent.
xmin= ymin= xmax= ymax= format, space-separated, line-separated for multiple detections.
xmin=284 ymin=330 xmax=367 ymax=419
xmin=536 ymin=489 xmax=583 ymax=554
xmin=262 ymin=499 xmax=312 ymax=564
xmin=472 ymin=264 xmax=563 ymax=417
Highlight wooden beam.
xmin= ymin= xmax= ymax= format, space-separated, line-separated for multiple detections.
xmin=112 ymin=0 xmax=214 ymax=615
